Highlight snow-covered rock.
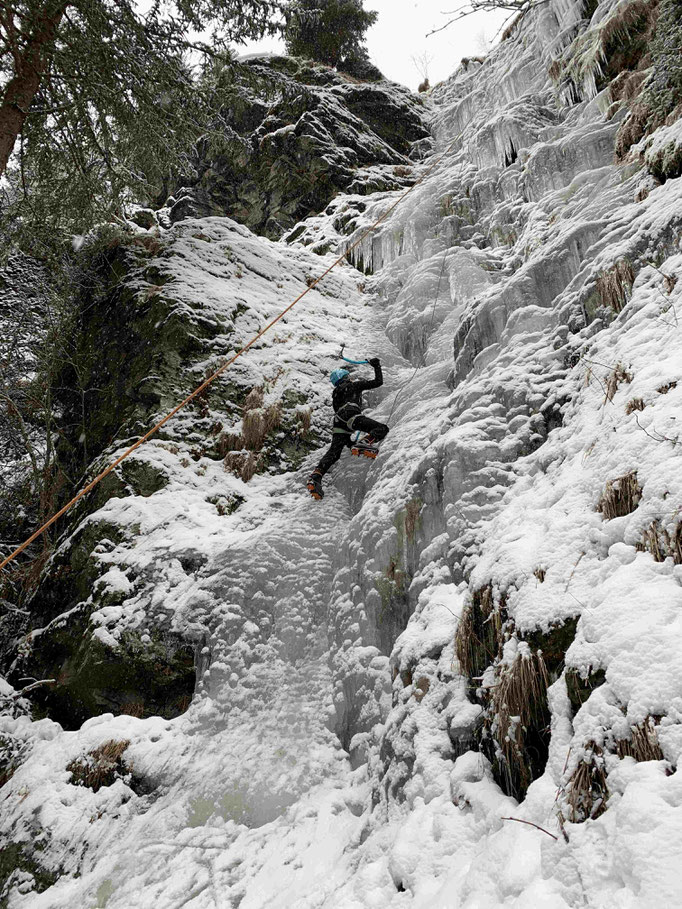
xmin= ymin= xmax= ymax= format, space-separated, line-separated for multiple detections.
xmin=165 ymin=55 xmax=430 ymax=239
xmin=2 ymin=0 xmax=682 ymax=905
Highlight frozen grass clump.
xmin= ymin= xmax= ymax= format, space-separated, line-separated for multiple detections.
xmin=615 ymin=717 xmax=665 ymax=762
xmin=597 ymin=471 xmax=641 ymax=518
xmin=603 ymin=362 xmax=633 ymax=403
xmin=625 ymin=397 xmax=645 ymax=414
xmin=67 ymin=740 xmax=131 ymax=793
xmin=595 ymin=259 xmax=635 ymax=314
xmin=219 ymin=384 xmax=282 ymax=482
xmin=636 ymin=520 xmax=682 ymax=563
xmin=561 ymin=720 xmax=665 ymax=824
xmin=564 ymin=742 xmax=609 ymax=823
xmin=455 ymin=585 xmax=507 ymax=681
xmin=487 ymin=646 xmax=551 ymax=798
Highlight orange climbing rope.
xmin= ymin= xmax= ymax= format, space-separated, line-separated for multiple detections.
xmin=0 ymin=133 xmax=461 ymax=573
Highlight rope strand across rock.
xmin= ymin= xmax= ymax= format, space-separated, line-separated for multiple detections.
xmin=0 ymin=132 xmax=462 ymax=574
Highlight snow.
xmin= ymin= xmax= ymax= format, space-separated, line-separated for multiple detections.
xmin=3 ymin=0 xmax=682 ymax=904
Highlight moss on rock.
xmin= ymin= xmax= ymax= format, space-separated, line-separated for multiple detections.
xmin=0 ymin=841 xmax=59 ymax=908
xmin=13 ymin=614 xmax=196 ymax=730
xmin=523 ymin=616 xmax=579 ymax=681
xmin=566 ymin=666 xmax=607 ymax=715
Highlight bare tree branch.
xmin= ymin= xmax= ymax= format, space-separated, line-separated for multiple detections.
xmin=426 ymin=0 xmax=548 ymax=38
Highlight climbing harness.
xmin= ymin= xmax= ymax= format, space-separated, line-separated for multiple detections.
xmin=0 ymin=132 xmax=463 ymax=573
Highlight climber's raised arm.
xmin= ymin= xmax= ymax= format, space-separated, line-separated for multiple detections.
xmin=355 ymin=357 xmax=383 ymax=391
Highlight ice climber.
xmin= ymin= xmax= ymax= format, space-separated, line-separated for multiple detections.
xmin=307 ymin=358 xmax=389 ymax=500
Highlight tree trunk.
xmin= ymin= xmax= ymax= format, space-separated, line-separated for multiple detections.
xmin=0 ymin=1 xmax=69 ymax=177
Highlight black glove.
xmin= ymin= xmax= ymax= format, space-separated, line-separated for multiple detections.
xmin=369 ymin=357 xmax=381 ymax=367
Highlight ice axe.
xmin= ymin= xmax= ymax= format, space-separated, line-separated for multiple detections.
xmin=338 ymin=343 xmax=370 ymax=365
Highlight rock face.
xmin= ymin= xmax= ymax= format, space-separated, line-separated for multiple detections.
xmin=2 ymin=221 xmax=331 ymax=729
xmin=166 ymin=56 xmax=430 ymax=239
xmin=0 ymin=254 xmax=51 ymax=536
xmin=2 ymin=0 xmax=682 ymax=905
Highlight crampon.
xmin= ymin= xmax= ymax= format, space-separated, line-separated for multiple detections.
xmin=350 ymin=435 xmax=379 ymax=459
xmin=307 ymin=472 xmax=324 ymax=500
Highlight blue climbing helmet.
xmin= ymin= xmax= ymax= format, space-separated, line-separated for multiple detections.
xmin=330 ymin=368 xmax=350 ymax=387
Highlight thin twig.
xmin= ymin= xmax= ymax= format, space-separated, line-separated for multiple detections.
xmin=501 ymin=816 xmax=558 ymax=840
xmin=426 ymin=0 xmax=548 ymax=37
xmin=564 ymin=550 xmax=585 ymax=592
xmin=635 ymin=414 xmax=678 ymax=447
xmin=436 ymin=601 xmax=460 ymax=619
xmin=0 ymin=678 xmax=55 ymax=701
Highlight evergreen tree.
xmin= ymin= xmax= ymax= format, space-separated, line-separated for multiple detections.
xmin=284 ymin=0 xmax=378 ymax=70
xmin=0 ymin=1 xmax=283 ymax=246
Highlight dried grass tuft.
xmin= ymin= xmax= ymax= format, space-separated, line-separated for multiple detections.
xmin=657 ymin=381 xmax=677 ymax=394
xmin=135 ymin=235 xmax=163 ymax=255
xmin=241 ymin=400 xmax=281 ymax=451
xmin=223 ymin=451 xmax=263 ymax=483
xmin=565 ymin=742 xmax=608 ymax=823
xmin=501 ymin=11 xmax=524 ymax=42
xmin=563 ymin=718 xmax=665 ymax=823
xmin=243 ymin=386 xmax=264 ymax=411
xmin=615 ymin=99 xmax=651 ymax=159
xmin=67 ymin=740 xmax=130 ymax=792
xmin=663 ymin=272 xmax=678 ymax=294
xmin=604 ymin=362 xmax=633 ymax=403
xmin=616 ymin=716 xmax=664 ymax=761
xmin=597 ymin=471 xmax=641 ymax=519
xmin=455 ymin=603 xmax=475 ymax=675
xmin=296 ymin=408 xmax=312 ymax=433
xmin=264 ymin=403 xmax=281 ymax=433
xmin=221 ymin=386 xmax=282 ymax=481
xmin=625 ymin=397 xmax=645 ymax=414
xmin=240 ymin=451 xmax=262 ymax=483
xmin=218 ymin=431 xmax=243 ymax=456
xmin=596 ymin=260 xmax=635 ymax=314
xmin=609 ymin=69 xmax=648 ymax=105
xmin=489 ymin=648 xmax=550 ymax=795
xmin=455 ymin=585 xmax=507 ymax=681
xmin=223 ymin=451 xmax=243 ymax=475
xmin=242 ymin=409 xmax=266 ymax=449
xmin=637 ymin=520 xmax=682 ymax=564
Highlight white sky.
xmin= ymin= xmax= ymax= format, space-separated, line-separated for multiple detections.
xmin=240 ymin=2 xmax=512 ymax=91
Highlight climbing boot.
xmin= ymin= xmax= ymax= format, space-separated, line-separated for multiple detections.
xmin=307 ymin=471 xmax=324 ymax=500
xmin=350 ymin=435 xmax=379 ymax=460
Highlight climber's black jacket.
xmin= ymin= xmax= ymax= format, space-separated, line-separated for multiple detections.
xmin=332 ymin=362 xmax=383 ymax=431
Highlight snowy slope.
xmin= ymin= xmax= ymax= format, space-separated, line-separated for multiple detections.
xmin=2 ymin=0 xmax=682 ymax=906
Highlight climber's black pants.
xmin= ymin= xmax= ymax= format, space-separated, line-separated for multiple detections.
xmin=315 ymin=415 xmax=389 ymax=477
